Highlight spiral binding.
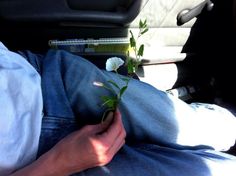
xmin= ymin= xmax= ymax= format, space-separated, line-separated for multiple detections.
xmin=48 ymin=37 xmax=129 ymax=46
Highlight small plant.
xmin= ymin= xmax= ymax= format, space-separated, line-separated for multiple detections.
xmin=93 ymin=19 xmax=149 ymax=122
xmin=127 ymin=19 xmax=149 ymax=76
xmin=93 ymin=57 xmax=129 ymax=122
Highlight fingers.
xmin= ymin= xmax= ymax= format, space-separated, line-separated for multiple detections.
xmin=98 ymin=109 xmax=126 ymax=156
xmin=106 ymin=126 xmax=126 ymax=159
xmin=82 ymin=111 xmax=114 ymax=135
xmin=99 ymin=109 xmax=125 ymax=141
xmin=82 ymin=108 xmax=126 ymax=151
xmin=61 ymin=109 xmax=126 ymax=170
xmin=97 ymin=133 xmax=125 ymax=166
xmin=94 ymin=109 xmax=126 ymax=165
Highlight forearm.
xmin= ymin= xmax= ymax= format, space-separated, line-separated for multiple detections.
xmin=10 ymin=151 xmax=70 ymax=176
xmin=10 ymin=111 xmax=125 ymax=176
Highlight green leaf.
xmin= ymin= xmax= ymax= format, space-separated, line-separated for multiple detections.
xmin=102 ymin=84 xmax=116 ymax=95
xmin=141 ymin=28 xmax=149 ymax=35
xmin=121 ymin=78 xmax=130 ymax=85
xmin=139 ymin=20 xmax=144 ymax=28
xmin=130 ymin=37 xmax=136 ymax=48
xmin=119 ymin=86 xmax=128 ymax=98
xmin=107 ymin=80 xmax=120 ymax=90
xmin=101 ymin=96 xmax=118 ymax=109
xmin=138 ymin=44 xmax=144 ymax=56
xmin=127 ymin=58 xmax=135 ymax=74
xmin=100 ymin=96 xmax=111 ymax=103
xmin=144 ymin=19 xmax=148 ymax=27
xmin=129 ymin=31 xmax=136 ymax=48
xmin=139 ymin=19 xmax=147 ymax=29
xmin=130 ymin=30 xmax=134 ymax=37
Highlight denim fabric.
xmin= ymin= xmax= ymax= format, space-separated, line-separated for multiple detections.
xmin=22 ymin=49 xmax=236 ymax=176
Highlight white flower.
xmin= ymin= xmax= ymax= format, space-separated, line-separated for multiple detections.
xmin=105 ymin=57 xmax=124 ymax=72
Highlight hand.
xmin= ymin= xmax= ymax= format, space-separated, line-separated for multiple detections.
xmin=47 ymin=109 xmax=126 ymax=175
xmin=10 ymin=110 xmax=126 ymax=176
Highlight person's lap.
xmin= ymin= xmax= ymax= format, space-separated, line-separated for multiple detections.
xmin=21 ymin=49 xmax=236 ymax=175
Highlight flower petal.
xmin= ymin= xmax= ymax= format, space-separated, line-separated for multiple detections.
xmin=106 ymin=57 xmax=124 ymax=71
xmin=93 ymin=81 xmax=104 ymax=87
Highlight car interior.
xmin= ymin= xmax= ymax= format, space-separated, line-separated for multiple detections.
xmin=0 ymin=0 xmax=235 ymax=155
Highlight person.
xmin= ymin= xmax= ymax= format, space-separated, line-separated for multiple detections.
xmin=1 ymin=41 xmax=236 ymax=176
xmin=0 ymin=42 xmax=43 ymax=175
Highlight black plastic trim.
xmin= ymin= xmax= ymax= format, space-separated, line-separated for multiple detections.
xmin=0 ymin=0 xmax=142 ymax=26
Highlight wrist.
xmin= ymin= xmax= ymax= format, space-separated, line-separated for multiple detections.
xmin=40 ymin=148 xmax=87 ymax=176
xmin=10 ymin=150 xmax=69 ymax=176
xmin=15 ymin=151 xmax=70 ymax=176
xmin=35 ymin=150 xmax=71 ymax=176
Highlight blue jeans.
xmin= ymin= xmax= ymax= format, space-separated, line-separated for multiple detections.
xmin=21 ymin=49 xmax=236 ymax=176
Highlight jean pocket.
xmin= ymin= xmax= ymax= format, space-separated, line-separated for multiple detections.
xmin=37 ymin=116 xmax=79 ymax=157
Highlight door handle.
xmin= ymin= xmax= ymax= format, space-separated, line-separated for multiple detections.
xmin=177 ymin=0 xmax=214 ymax=26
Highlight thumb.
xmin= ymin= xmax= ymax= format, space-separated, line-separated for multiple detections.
xmin=96 ymin=111 xmax=114 ymax=134
xmin=102 ymin=111 xmax=114 ymax=127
